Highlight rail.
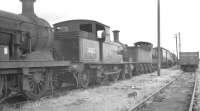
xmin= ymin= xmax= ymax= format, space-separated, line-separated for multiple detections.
xmin=128 ymin=74 xmax=180 ymax=111
xmin=128 ymin=72 xmax=197 ymax=111
xmin=188 ymin=72 xmax=198 ymax=111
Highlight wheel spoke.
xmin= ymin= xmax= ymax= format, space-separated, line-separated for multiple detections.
xmin=29 ymin=81 xmax=34 ymax=92
xmin=33 ymin=83 xmax=38 ymax=94
xmin=38 ymin=82 xmax=42 ymax=93
xmin=51 ymin=72 xmax=62 ymax=89
xmin=0 ymin=78 xmax=4 ymax=98
xmin=23 ymin=71 xmax=49 ymax=100
xmin=78 ymin=70 xmax=90 ymax=88
xmin=36 ymin=83 xmax=39 ymax=94
xmin=99 ymin=76 xmax=109 ymax=85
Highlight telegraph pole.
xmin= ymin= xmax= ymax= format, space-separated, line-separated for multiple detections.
xmin=175 ymin=34 xmax=178 ymax=63
xmin=157 ymin=0 xmax=161 ymax=76
xmin=178 ymin=32 xmax=181 ymax=53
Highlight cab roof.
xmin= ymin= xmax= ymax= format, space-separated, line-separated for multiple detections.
xmin=54 ymin=19 xmax=110 ymax=28
xmin=134 ymin=41 xmax=153 ymax=47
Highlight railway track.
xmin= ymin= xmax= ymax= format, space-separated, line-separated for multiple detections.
xmin=0 ymin=69 xmax=182 ymax=111
xmin=188 ymin=71 xmax=198 ymax=111
xmin=129 ymin=71 xmax=198 ymax=111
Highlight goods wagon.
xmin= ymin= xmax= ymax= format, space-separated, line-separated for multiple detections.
xmin=179 ymin=52 xmax=199 ymax=72
xmin=152 ymin=47 xmax=176 ymax=69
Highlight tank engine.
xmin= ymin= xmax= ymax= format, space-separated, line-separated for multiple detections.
xmin=127 ymin=41 xmax=154 ymax=74
xmin=0 ymin=0 xmax=53 ymax=61
xmin=53 ymin=20 xmax=131 ymax=87
xmin=0 ymin=0 xmax=70 ymax=100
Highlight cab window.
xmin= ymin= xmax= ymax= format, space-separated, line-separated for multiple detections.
xmin=96 ymin=24 xmax=105 ymax=38
xmin=80 ymin=24 xmax=92 ymax=32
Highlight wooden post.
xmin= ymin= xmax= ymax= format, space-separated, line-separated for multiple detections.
xmin=175 ymin=34 xmax=179 ymax=63
xmin=157 ymin=0 xmax=161 ymax=76
xmin=178 ymin=32 xmax=181 ymax=54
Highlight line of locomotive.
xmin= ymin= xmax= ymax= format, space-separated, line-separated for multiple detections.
xmin=0 ymin=0 xmax=177 ymax=100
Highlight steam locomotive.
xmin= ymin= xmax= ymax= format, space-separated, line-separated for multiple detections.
xmin=0 ymin=0 xmax=176 ymax=100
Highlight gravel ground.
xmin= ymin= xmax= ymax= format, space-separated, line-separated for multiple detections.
xmin=195 ymin=69 xmax=200 ymax=111
xmin=137 ymin=70 xmax=194 ymax=111
xmin=3 ymin=67 xmax=181 ymax=111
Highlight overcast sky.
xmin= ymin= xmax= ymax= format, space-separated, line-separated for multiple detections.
xmin=1 ymin=0 xmax=200 ymax=53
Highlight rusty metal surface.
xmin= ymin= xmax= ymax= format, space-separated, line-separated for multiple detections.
xmin=54 ymin=31 xmax=96 ymax=40
xmin=79 ymin=38 xmax=100 ymax=62
xmin=0 ymin=61 xmax=70 ymax=69
xmin=180 ymin=52 xmax=199 ymax=65
xmin=152 ymin=47 xmax=176 ymax=67
xmin=54 ymin=19 xmax=110 ymax=28
xmin=53 ymin=37 xmax=79 ymax=61
xmin=54 ymin=37 xmax=100 ymax=62
xmin=54 ymin=19 xmax=110 ymax=41
xmin=127 ymin=46 xmax=152 ymax=63
xmin=102 ymin=42 xmax=123 ymax=63
xmin=0 ymin=10 xmax=30 ymax=22
xmin=0 ymin=0 xmax=53 ymax=62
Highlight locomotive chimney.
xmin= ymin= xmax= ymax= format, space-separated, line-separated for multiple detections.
xmin=20 ymin=0 xmax=36 ymax=17
xmin=113 ymin=30 xmax=120 ymax=42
